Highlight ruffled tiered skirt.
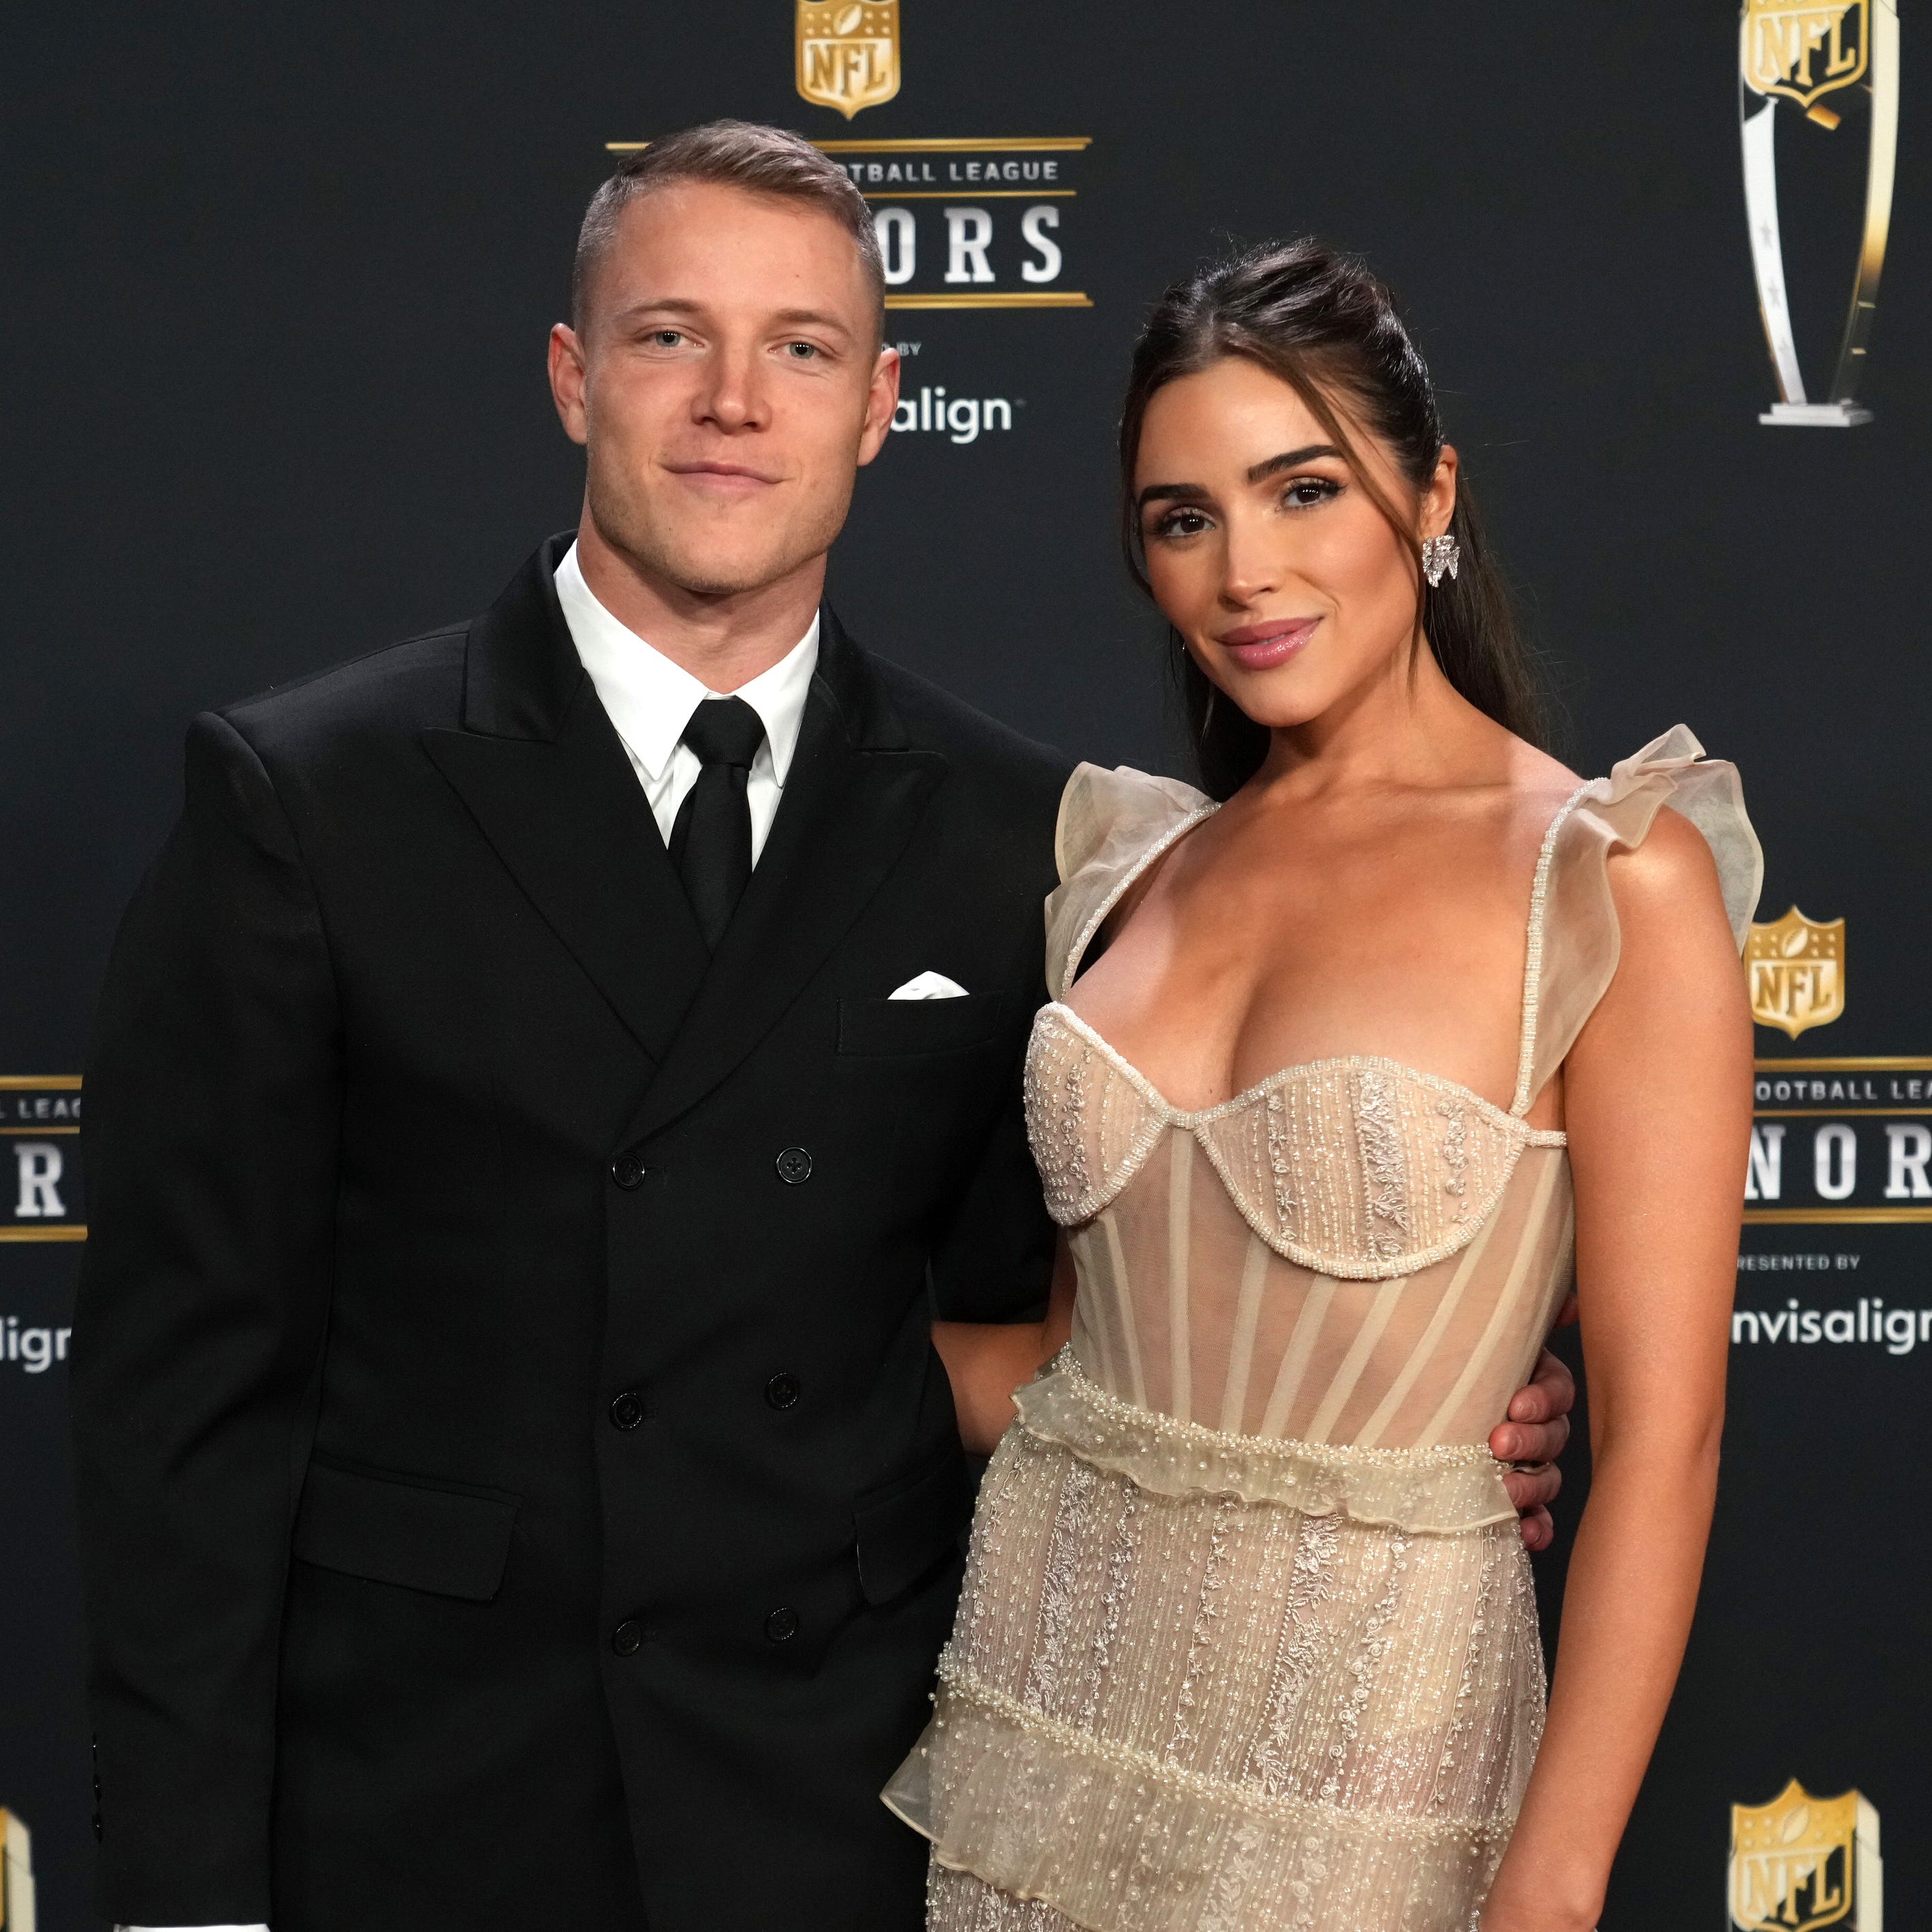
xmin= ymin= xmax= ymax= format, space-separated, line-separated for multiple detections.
xmin=884 ymin=1353 xmax=1545 ymax=1932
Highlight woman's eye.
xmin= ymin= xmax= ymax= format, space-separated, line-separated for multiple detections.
xmin=1282 ymin=477 xmax=1342 ymax=509
xmin=1152 ymin=507 xmax=1212 ymax=539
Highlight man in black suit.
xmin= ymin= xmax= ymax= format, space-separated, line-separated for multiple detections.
xmin=72 ymin=121 xmax=1572 ymax=1932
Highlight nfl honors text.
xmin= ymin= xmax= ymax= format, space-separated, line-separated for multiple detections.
xmin=620 ymin=3 xmax=1092 ymax=316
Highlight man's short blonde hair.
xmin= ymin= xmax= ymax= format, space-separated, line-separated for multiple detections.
xmin=573 ymin=119 xmax=885 ymax=336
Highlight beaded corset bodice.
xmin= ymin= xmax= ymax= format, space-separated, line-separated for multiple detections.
xmin=1022 ymin=729 xmax=1764 ymax=1468
xmin=1028 ymin=1013 xmax=1565 ymax=1281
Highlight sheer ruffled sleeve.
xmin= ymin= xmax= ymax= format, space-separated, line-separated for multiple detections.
xmin=1518 ymin=725 xmax=1763 ymax=1110
xmin=1043 ymin=763 xmax=1213 ymax=1001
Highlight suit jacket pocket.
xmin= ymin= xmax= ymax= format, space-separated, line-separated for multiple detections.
xmin=853 ymin=1444 xmax=971 ymax=1606
xmin=293 ymin=1457 xmax=520 ymax=1602
xmin=838 ymin=992 xmax=1002 ymax=1057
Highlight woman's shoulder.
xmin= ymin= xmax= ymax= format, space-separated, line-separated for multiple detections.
xmin=1562 ymin=725 xmax=1762 ymax=949
xmin=1519 ymin=726 xmax=1761 ymax=1103
xmin=1600 ymin=796 xmax=1720 ymax=893
xmin=1043 ymin=763 xmax=1214 ymax=1002
xmin=1054 ymin=761 xmax=1213 ymax=885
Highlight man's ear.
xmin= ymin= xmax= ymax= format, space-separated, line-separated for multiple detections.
xmin=857 ymin=344 xmax=902 ymax=467
xmin=549 ymin=323 xmax=590 ymax=447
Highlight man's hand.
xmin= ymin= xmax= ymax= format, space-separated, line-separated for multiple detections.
xmin=1491 ymin=1310 xmax=1578 ymax=1551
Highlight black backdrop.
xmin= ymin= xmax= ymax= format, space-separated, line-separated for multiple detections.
xmin=5 ymin=5 xmax=1927 ymax=1926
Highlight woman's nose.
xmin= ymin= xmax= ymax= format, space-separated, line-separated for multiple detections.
xmin=1219 ymin=516 xmax=1283 ymax=604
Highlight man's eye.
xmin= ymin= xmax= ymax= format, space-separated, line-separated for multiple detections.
xmin=784 ymin=341 xmax=821 ymax=360
xmin=650 ymin=330 xmax=686 ymax=348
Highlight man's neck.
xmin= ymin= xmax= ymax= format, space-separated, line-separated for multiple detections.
xmin=572 ymin=513 xmax=824 ymax=696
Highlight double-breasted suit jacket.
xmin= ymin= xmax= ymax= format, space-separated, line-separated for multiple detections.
xmin=72 ymin=538 xmax=1072 ymax=1932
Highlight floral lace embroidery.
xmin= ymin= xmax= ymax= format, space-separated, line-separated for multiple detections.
xmin=1077 ymin=1484 xmax=1136 ymax=1731
xmin=1024 ymin=1456 xmax=1100 ymax=1718
xmin=1350 ymin=1066 xmax=1412 ymax=1259
xmin=1265 ymin=1087 xmax=1297 ymax=1226
xmin=1248 ymin=1506 xmax=1340 ymax=1793
xmin=1438 ymin=1098 xmax=1469 ymax=1218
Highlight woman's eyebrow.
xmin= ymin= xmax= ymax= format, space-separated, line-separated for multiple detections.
xmin=1135 ymin=481 xmax=1209 ymax=509
xmin=1137 ymin=443 xmax=1344 ymax=509
xmin=1246 ymin=443 xmax=1342 ymax=481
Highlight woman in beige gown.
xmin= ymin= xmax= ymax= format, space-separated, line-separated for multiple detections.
xmin=885 ymin=241 xmax=1756 ymax=1931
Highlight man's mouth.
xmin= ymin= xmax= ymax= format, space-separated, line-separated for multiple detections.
xmin=663 ymin=460 xmax=784 ymax=494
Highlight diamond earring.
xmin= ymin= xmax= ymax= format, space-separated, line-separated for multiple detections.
xmin=1421 ymin=533 xmax=1461 ymax=588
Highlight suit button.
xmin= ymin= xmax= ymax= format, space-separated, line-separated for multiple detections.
xmin=612 ymin=1619 xmax=644 ymax=1656
xmin=609 ymin=1149 xmax=646 ymax=1191
xmin=765 ymin=1372 xmax=802 ymax=1411
xmin=93 ymin=1812 xmax=103 ymax=1840
xmin=609 ymin=1389 xmax=645 ymax=1431
xmin=765 ymin=1606 xmax=799 ymax=1643
xmin=775 ymin=1145 xmax=814 ymax=1185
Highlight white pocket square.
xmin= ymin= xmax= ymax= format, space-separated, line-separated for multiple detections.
xmin=889 ymin=970 xmax=969 ymax=1000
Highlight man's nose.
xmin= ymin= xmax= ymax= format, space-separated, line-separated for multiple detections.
xmin=693 ymin=347 xmax=769 ymax=432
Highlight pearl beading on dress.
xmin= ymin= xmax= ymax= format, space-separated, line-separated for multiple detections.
xmin=1509 ymin=783 xmax=1591 ymax=1118
xmin=1014 ymin=1350 xmax=1518 ymax=1532
xmin=927 ymin=1666 xmax=1515 ymax=1848
xmin=1025 ymin=1007 xmax=1564 ymax=1283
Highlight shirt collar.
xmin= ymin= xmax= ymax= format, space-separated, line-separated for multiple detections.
xmin=554 ymin=541 xmax=819 ymax=785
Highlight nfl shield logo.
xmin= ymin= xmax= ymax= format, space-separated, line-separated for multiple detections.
xmin=1729 ymin=1779 xmax=1882 ymax=1931
xmin=1747 ymin=906 xmax=1846 ymax=1038
xmin=1741 ymin=0 xmax=1869 ymax=112
xmin=796 ymin=1 xmax=901 ymax=119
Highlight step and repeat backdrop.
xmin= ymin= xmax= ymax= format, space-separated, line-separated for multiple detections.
xmin=3 ymin=2 xmax=1924 ymax=1926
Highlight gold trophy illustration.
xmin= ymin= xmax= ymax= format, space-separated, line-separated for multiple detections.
xmin=1741 ymin=0 xmax=1901 ymax=426
xmin=0 ymin=1809 xmax=35 ymax=1932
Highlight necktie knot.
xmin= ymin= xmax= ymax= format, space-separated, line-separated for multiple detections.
xmin=681 ymin=696 xmax=765 ymax=771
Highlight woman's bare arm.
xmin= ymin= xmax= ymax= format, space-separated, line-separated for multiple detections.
xmin=1479 ymin=812 xmax=1751 ymax=1932
xmin=932 ymin=1239 xmax=1077 ymax=1454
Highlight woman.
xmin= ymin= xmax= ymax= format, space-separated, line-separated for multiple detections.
xmin=885 ymin=240 xmax=1758 ymax=1932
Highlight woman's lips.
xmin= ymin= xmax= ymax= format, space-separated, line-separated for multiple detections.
xmin=1217 ymin=617 xmax=1320 ymax=671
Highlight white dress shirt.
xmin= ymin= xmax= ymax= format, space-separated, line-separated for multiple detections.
xmin=554 ymin=540 xmax=819 ymax=862
xmin=117 ymin=549 xmax=819 ymax=1932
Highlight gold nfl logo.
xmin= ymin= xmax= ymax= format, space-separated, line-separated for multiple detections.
xmin=1747 ymin=906 xmax=1846 ymax=1038
xmin=1730 ymin=1779 xmax=1882 ymax=1931
xmin=796 ymin=1 xmax=900 ymax=119
xmin=1742 ymin=0 xmax=1869 ymax=116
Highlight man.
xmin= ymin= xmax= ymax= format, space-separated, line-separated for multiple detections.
xmin=72 ymin=122 xmax=1571 ymax=1932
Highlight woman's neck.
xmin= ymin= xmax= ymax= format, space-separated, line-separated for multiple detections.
xmin=1252 ymin=636 xmax=1510 ymax=801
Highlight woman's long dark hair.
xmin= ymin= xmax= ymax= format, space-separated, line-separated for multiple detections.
xmin=1121 ymin=238 xmax=1547 ymax=799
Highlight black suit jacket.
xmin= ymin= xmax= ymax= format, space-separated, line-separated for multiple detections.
xmin=71 ymin=538 xmax=1071 ymax=1932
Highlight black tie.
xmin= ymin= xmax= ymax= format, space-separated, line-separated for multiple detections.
xmin=670 ymin=697 xmax=767 ymax=949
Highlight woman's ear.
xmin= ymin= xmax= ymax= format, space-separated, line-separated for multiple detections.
xmin=1422 ymin=443 xmax=1460 ymax=539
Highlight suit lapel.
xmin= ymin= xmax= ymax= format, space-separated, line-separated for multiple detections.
xmin=622 ymin=612 xmax=945 ymax=1146
xmin=423 ymin=538 xmax=710 ymax=1065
